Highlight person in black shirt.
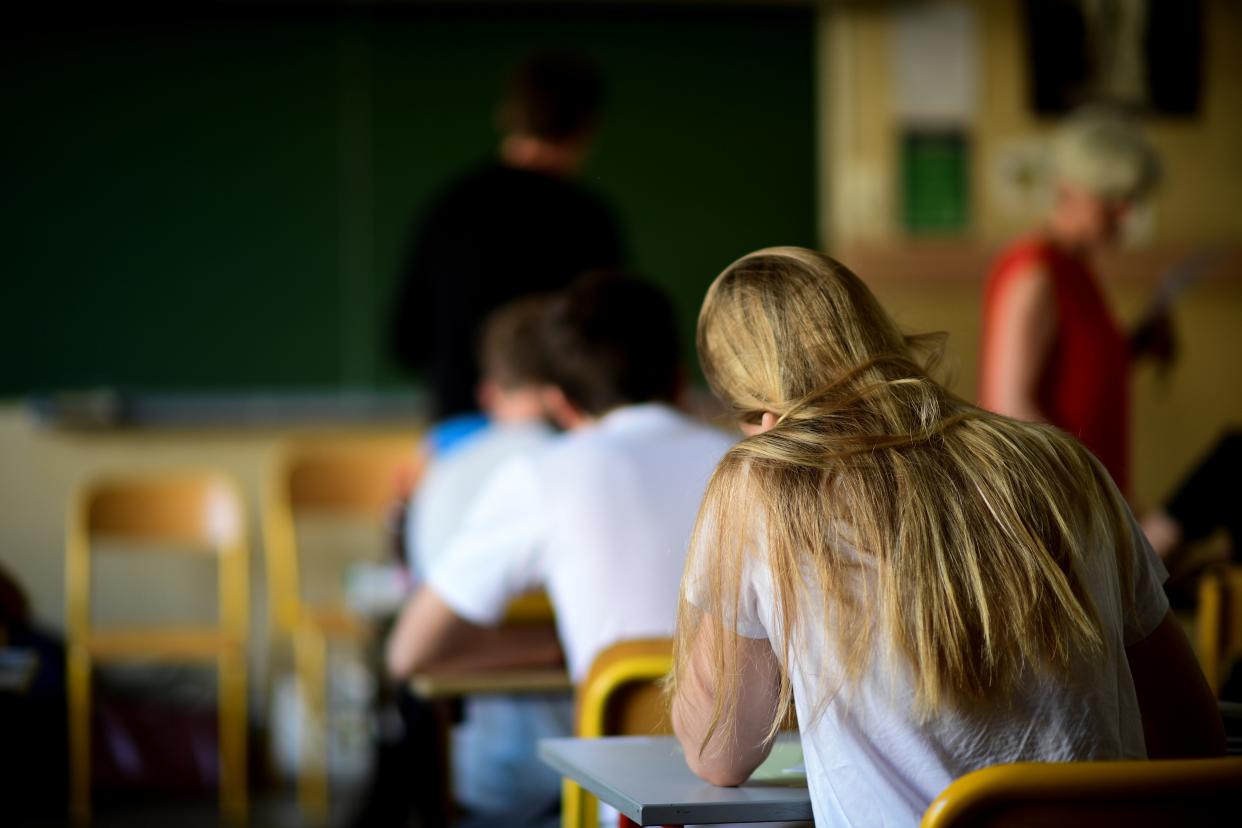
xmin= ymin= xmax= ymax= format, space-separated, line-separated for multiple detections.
xmin=1142 ymin=430 xmax=1241 ymax=561
xmin=392 ymin=53 xmax=625 ymax=420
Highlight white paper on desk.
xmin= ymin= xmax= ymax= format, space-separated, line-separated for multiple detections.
xmin=749 ymin=739 xmax=807 ymax=785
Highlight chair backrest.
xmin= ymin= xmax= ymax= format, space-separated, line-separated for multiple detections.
xmin=503 ymin=590 xmax=556 ymax=625
xmin=1199 ymin=565 xmax=1242 ymax=696
xmin=66 ymin=472 xmax=248 ymax=645
xmin=65 ymin=472 xmax=250 ymax=822
xmin=920 ymin=757 xmax=1242 ymax=828
xmin=264 ymin=435 xmax=419 ymax=634
xmin=562 ymin=639 xmax=673 ymax=828
xmin=576 ymin=638 xmax=674 ymax=738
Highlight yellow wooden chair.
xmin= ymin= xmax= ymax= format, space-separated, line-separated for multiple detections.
xmin=1198 ymin=565 xmax=1242 ymax=696
xmin=263 ymin=434 xmax=419 ymax=820
xmin=563 ymin=638 xmax=674 ymax=828
xmin=66 ymin=472 xmax=249 ymax=824
xmin=921 ymin=756 xmax=1242 ymax=827
xmin=504 ymin=590 xmax=556 ymax=624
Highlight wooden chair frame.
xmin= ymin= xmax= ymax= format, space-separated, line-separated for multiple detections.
xmin=1199 ymin=564 xmax=1242 ymax=696
xmin=262 ymin=434 xmax=419 ymax=821
xmin=921 ymin=756 xmax=1242 ymax=827
xmin=563 ymin=638 xmax=674 ymax=828
xmin=66 ymin=472 xmax=248 ymax=824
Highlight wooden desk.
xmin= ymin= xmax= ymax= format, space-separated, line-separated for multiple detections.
xmin=410 ymin=666 xmax=572 ymax=699
xmin=539 ymin=734 xmax=811 ymax=826
xmin=407 ymin=620 xmax=571 ymax=700
xmin=405 ymin=622 xmax=572 ymax=827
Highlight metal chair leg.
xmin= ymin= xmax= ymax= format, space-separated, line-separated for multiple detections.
xmin=296 ymin=624 xmax=329 ymax=822
xmin=219 ymin=648 xmax=248 ymax=823
xmin=67 ymin=647 xmax=91 ymax=825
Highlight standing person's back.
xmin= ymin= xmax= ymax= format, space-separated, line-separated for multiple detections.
xmin=392 ymin=53 xmax=624 ymax=419
xmin=979 ymin=108 xmax=1168 ymax=494
xmin=982 ymin=237 xmax=1129 ymax=489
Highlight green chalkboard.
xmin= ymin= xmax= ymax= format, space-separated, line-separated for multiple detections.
xmin=3 ymin=5 xmax=816 ymax=396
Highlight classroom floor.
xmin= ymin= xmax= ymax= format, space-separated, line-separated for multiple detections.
xmin=17 ymin=787 xmax=368 ymax=828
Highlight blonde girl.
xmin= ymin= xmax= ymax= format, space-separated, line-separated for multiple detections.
xmin=670 ymin=248 xmax=1222 ymax=826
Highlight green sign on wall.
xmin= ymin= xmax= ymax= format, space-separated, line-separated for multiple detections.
xmin=901 ymin=129 xmax=969 ymax=235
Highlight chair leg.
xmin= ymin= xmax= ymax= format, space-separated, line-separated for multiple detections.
xmin=564 ymin=777 xmax=600 ymax=828
xmin=584 ymin=789 xmax=600 ymax=828
xmin=1200 ymin=572 xmax=1224 ymax=695
xmin=67 ymin=647 xmax=91 ymax=825
xmin=295 ymin=625 xmax=329 ymax=822
xmin=562 ymin=778 xmax=581 ymax=828
xmin=219 ymin=649 xmax=248 ymax=823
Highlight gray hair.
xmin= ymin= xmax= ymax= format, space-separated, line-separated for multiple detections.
xmin=1052 ymin=107 xmax=1161 ymax=202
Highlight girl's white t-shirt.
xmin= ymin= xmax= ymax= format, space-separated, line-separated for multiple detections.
xmin=689 ymin=497 xmax=1169 ymax=828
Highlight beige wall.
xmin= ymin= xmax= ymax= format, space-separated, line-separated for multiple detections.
xmin=818 ymin=0 xmax=1242 ymax=510
xmin=820 ymin=0 xmax=1242 ymax=246
xmin=974 ymin=0 xmax=1242 ymax=244
xmin=840 ymin=243 xmax=1242 ymax=512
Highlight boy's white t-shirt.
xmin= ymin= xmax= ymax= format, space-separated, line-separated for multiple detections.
xmin=689 ymin=488 xmax=1170 ymax=828
xmin=407 ymin=420 xmax=554 ymax=575
xmin=404 ymin=418 xmax=564 ymax=815
xmin=428 ymin=403 xmax=735 ymax=682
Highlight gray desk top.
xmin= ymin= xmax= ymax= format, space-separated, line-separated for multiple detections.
xmin=539 ymin=734 xmax=812 ymax=825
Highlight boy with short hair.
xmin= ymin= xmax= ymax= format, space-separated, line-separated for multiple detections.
xmin=387 ymin=269 xmax=732 ymax=713
xmin=361 ymin=297 xmax=562 ymax=828
xmin=407 ymin=296 xmax=556 ymax=576
xmin=407 ymin=296 xmax=567 ymax=826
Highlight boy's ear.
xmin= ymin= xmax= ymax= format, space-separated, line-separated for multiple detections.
xmin=671 ymin=363 xmax=689 ymax=408
xmin=540 ymin=385 xmax=590 ymax=430
xmin=475 ymin=379 xmax=499 ymax=413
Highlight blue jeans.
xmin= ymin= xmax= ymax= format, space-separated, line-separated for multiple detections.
xmin=453 ymin=692 xmax=574 ymax=822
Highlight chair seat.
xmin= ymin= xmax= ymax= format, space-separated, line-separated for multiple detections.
xmin=264 ymin=435 xmax=423 ymax=821
xmin=504 ymin=591 xmax=556 ymax=624
xmin=86 ymin=627 xmax=240 ymax=661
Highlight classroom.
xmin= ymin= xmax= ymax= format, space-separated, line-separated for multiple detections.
xmin=2 ymin=1 xmax=1240 ymax=826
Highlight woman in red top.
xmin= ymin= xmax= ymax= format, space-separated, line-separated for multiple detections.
xmin=980 ymin=109 xmax=1166 ymax=495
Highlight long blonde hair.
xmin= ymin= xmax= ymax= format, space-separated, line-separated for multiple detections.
xmin=672 ymin=247 xmax=1135 ymax=749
